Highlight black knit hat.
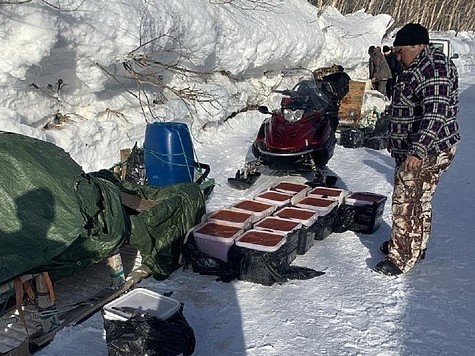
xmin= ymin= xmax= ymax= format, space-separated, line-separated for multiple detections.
xmin=393 ymin=23 xmax=429 ymax=46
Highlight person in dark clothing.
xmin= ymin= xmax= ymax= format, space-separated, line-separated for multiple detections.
xmin=382 ymin=45 xmax=403 ymax=99
xmin=321 ymin=70 xmax=351 ymax=131
xmin=368 ymin=45 xmax=392 ymax=97
xmin=313 ymin=64 xmax=351 ymax=131
xmin=322 ymin=70 xmax=351 ymax=103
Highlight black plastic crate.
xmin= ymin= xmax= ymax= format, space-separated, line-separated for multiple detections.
xmin=344 ymin=192 xmax=387 ymax=234
xmin=228 ymin=230 xmax=296 ymax=286
xmin=285 ymin=229 xmax=299 ymax=263
xmin=340 ymin=128 xmax=364 ymax=148
xmin=296 ymin=227 xmax=315 ymax=255
xmin=363 ymin=137 xmax=388 ymax=150
xmin=253 ymin=217 xmax=300 ymax=264
xmin=311 ymin=208 xmax=337 ymax=240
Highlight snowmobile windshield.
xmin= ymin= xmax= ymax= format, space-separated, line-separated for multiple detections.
xmin=292 ymin=80 xmax=333 ymax=112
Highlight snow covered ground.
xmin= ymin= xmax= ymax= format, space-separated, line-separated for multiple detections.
xmin=36 ymin=74 xmax=475 ymax=356
xmin=1 ymin=0 xmax=474 ymax=355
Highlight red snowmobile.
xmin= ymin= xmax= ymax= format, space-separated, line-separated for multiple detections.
xmin=228 ymin=72 xmax=350 ymax=190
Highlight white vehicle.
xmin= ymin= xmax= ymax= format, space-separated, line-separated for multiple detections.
xmin=430 ymin=38 xmax=459 ymax=59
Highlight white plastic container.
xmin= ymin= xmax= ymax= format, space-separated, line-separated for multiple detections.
xmin=253 ymin=217 xmax=300 ymax=263
xmin=207 ymin=208 xmax=253 ymax=229
xmin=230 ymin=199 xmax=277 ymax=223
xmin=272 ymin=182 xmax=310 ymax=204
xmin=274 ymin=206 xmax=319 ymax=227
xmin=254 ymin=216 xmax=302 ymax=235
xmin=235 ymin=229 xmax=286 ymax=252
xmin=192 ymin=221 xmax=243 ymax=262
xmin=254 ymin=190 xmax=293 ymax=208
xmin=294 ymin=196 xmax=338 ymax=215
xmin=103 ymin=288 xmax=181 ymax=321
xmin=307 ymin=187 xmax=349 ymax=205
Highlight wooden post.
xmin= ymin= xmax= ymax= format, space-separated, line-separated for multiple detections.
xmin=120 ymin=148 xmax=131 ymax=181
xmin=35 ymin=274 xmax=60 ymax=333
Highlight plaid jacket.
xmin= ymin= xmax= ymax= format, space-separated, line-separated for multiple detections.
xmin=388 ymin=46 xmax=461 ymax=160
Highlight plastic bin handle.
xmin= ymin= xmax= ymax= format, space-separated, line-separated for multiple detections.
xmin=194 ymin=161 xmax=210 ymax=185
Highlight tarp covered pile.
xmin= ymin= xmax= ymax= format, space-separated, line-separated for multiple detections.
xmin=0 ymin=131 xmax=205 ymax=286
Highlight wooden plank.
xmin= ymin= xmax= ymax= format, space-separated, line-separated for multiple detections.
xmin=1 ymin=247 xmax=148 ymax=355
xmin=120 ymin=192 xmax=158 ymax=212
xmin=338 ymin=80 xmax=367 ymax=127
xmin=0 ymin=275 xmax=35 ymax=296
xmin=120 ymin=148 xmax=131 ymax=181
xmin=28 ymin=267 xmax=150 ymax=350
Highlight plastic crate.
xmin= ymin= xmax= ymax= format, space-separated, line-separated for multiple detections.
xmin=253 ymin=216 xmax=301 ymax=263
xmin=272 ymin=181 xmax=310 ymax=204
xmin=344 ymin=192 xmax=387 ymax=234
xmin=231 ymin=230 xmax=291 ymax=286
xmin=273 ymin=207 xmax=318 ymax=254
xmin=207 ymin=208 xmax=253 ymax=229
xmin=230 ymin=199 xmax=277 ymax=223
xmin=307 ymin=187 xmax=349 ymax=205
xmin=294 ymin=196 xmax=338 ymax=215
xmin=274 ymin=206 xmax=319 ymax=226
xmin=192 ymin=221 xmax=243 ymax=262
xmin=254 ymin=190 xmax=293 ymax=208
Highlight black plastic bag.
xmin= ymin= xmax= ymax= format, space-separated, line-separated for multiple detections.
xmin=124 ymin=142 xmax=148 ymax=185
xmin=227 ymin=245 xmax=325 ymax=286
xmin=340 ymin=128 xmax=364 ymax=148
xmin=332 ymin=204 xmax=357 ymax=233
xmin=363 ymin=136 xmax=388 ymax=150
xmin=183 ymin=234 xmax=324 ymax=286
xmin=312 ymin=210 xmax=337 ymax=241
xmin=372 ymin=112 xmax=390 ymax=137
xmin=181 ymin=235 xmax=238 ymax=282
xmin=280 ymin=265 xmax=325 ymax=280
xmin=104 ymin=309 xmax=195 ymax=356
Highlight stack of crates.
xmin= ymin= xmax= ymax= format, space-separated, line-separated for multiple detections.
xmin=188 ymin=180 xmax=386 ymax=285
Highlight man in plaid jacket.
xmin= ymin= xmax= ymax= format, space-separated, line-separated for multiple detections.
xmin=374 ymin=23 xmax=461 ymax=276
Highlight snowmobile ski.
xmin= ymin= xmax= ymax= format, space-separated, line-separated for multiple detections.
xmin=227 ymin=170 xmax=261 ymax=190
xmin=306 ymin=170 xmax=338 ymax=188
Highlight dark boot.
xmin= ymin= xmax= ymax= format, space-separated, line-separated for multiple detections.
xmin=380 ymin=240 xmax=426 ymax=261
xmin=419 ymin=249 xmax=426 ymax=260
xmin=374 ymin=260 xmax=403 ymax=276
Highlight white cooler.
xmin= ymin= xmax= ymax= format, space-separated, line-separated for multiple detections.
xmin=103 ymin=288 xmax=181 ymax=321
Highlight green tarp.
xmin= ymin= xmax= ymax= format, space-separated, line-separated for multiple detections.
xmin=91 ymin=170 xmax=206 ymax=280
xmin=0 ymin=132 xmax=205 ymax=285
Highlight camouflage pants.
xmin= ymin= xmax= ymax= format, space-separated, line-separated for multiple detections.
xmin=388 ymin=146 xmax=457 ymax=273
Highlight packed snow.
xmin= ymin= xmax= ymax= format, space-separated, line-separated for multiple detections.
xmin=1 ymin=0 xmax=475 ymax=355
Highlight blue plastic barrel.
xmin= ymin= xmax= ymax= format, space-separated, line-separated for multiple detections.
xmin=144 ymin=122 xmax=195 ymax=187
